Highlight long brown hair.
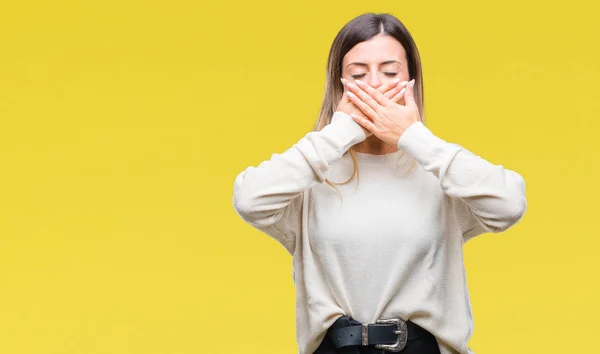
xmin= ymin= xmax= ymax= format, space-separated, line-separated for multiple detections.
xmin=315 ymin=12 xmax=426 ymax=198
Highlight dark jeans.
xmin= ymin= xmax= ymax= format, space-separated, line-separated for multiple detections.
xmin=313 ymin=316 xmax=441 ymax=354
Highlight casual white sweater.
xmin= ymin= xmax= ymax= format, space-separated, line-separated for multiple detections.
xmin=232 ymin=111 xmax=527 ymax=354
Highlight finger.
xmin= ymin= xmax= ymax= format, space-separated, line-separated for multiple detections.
xmin=346 ymin=90 xmax=378 ymax=120
xmin=340 ymin=78 xmax=350 ymax=100
xmin=390 ymin=87 xmax=406 ymax=103
xmin=339 ymin=84 xmax=350 ymax=103
xmin=404 ymin=79 xmax=416 ymax=107
xmin=377 ymin=78 xmax=403 ymax=95
xmin=346 ymin=81 xmax=384 ymax=112
xmin=353 ymin=80 xmax=394 ymax=108
xmin=383 ymin=80 xmax=408 ymax=100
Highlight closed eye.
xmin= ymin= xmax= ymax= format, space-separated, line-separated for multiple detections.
xmin=351 ymin=72 xmax=398 ymax=79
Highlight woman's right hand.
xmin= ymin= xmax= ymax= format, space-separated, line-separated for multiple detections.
xmin=336 ymin=78 xmax=408 ymax=138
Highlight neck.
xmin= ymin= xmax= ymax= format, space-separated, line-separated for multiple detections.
xmin=354 ymin=135 xmax=398 ymax=155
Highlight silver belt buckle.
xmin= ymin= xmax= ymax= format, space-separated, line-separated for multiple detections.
xmin=373 ymin=318 xmax=408 ymax=352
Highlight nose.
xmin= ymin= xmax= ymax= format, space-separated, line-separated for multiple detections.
xmin=368 ymin=71 xmax=383 ymax=89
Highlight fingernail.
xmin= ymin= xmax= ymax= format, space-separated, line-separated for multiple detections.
xmin=392 ymin=78 xmax=401 ymax=84
xmin=355 ymin=79 xmax=364 ymax=86
xmin=409 ymin=79 xmax=415 ymax=88
xmin=340 ymin=78 xmax=347 ymax=85
xmin=399 ymin=88 xmax=406 ymax=95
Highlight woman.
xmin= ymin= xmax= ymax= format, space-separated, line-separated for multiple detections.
xmin=232 ymin=12 xmax=527 ymax=354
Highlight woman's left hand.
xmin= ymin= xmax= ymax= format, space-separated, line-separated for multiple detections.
xmin=345 ymin=78 xmax=421 ymax=146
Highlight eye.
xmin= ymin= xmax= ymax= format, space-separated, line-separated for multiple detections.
xmin=351 ymin=72 xmax=397 ymax=79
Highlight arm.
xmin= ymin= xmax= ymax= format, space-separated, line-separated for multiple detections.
xmin=232 ymin=111 xmax=367 ymax=255
xmin=396 ymin=121 xmax=527 ymax=243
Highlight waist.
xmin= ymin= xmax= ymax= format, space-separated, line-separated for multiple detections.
xmin=314 ymin=315 xmax=439 ymax=354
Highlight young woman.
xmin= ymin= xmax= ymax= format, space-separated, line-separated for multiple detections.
xmin=232 ymin=12 xmax=527 ymax=354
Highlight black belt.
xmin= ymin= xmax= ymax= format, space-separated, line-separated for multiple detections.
xmin=326 ymin=315 xmax=427 ymax=352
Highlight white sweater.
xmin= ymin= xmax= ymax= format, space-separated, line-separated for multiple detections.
xmin=232 ymin=111 xmax=527 ymax=354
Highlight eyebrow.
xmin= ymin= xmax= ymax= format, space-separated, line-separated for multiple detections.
xmin=346 ymin=60 xmax=401 ymax=68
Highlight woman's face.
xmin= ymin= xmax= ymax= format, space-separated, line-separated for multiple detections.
xmin=341 ymin=34 xmax=410 ymax=103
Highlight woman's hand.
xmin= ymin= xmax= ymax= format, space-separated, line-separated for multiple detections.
xmin=344 ymin=78 xmax=420 ymax=146
xmin=336 ymin=78 xmax=408 ymax=138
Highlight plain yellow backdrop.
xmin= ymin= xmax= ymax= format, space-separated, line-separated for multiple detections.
xmin=1 ymin=1 xmax=599 ymax=353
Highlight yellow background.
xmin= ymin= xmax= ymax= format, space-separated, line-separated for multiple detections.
xmin=1 ymin=1 xmax=598 ymax=353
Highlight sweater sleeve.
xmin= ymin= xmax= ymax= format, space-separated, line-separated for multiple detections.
xmin=396 ymin=121 xmax=527 ymax=243
xmin=232 ymin=111 xmax=367 ymax=255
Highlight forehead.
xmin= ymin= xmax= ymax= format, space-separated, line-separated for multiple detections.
xmin=342 ymin=34 xmax=406 ymax=66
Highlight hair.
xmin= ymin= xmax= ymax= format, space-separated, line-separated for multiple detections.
xmin=313 ymin=12 xmax=426 ymax=200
